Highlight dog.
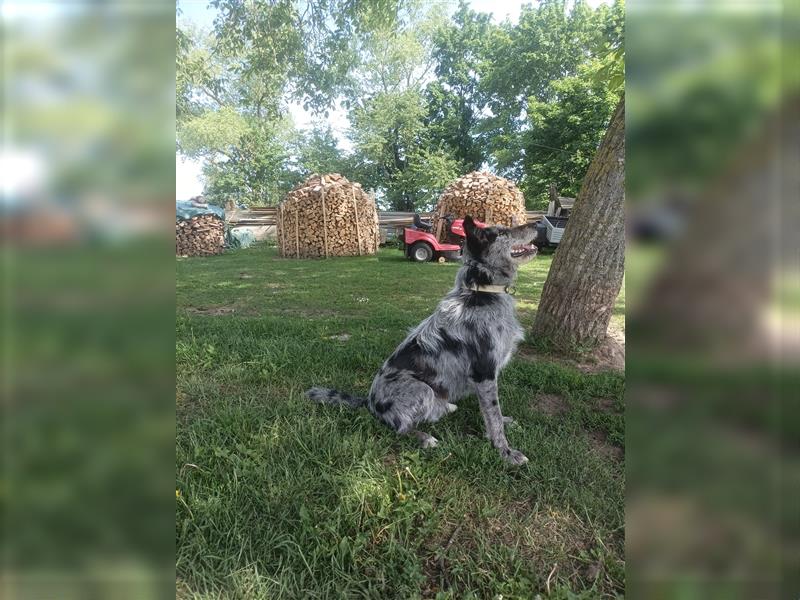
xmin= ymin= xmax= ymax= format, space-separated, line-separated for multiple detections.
xmin=306 ymin=216 xmax=538 ymax=465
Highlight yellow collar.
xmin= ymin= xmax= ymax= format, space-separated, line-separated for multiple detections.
xmin=467 ymin=283 xmax=516 ymax=295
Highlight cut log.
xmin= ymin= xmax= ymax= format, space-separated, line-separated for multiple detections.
xmin=432 ymin=171 xmax=527 ymax=240
xmin=276 ymin=173 xmax=379 ymax=258
xmin=175 ymin=214 xmax=225 ymax=257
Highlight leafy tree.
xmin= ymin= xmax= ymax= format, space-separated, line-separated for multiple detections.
xmin=209 ymin=0 xmax=399 ymax=112
xmin=424 ymin=2 xmax=495 ymax=171
xmin=292 ymin=126 xmax=350 ymax=178
xmin=201 ymin=118 xmax=299 ymax=207
xmin=177 ymin=0 xmax=408 ymax=206
xmin=344 ymin=4 xmax=454 ymax=210
xmin=522 ymin=61 xmax=620 ymax=207
xmin=478 ymin=0 xmax=622 ymax=206
xmin=176 ymin=0 xmax=624 ymax=212
xmin=176 ymin=23 xmax=297 ymax=206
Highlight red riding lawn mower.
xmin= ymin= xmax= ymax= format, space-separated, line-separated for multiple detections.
xmin=400 ymin=213 xmax=486 ymax=263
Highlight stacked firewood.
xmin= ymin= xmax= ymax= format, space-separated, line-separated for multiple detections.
xmin=432 ymin=171 xmax=527 ymax=241
xmin=175 ymin=215 xmax=225 ymax=257
xmin=277 ymin=173 xmax=379 ymax=258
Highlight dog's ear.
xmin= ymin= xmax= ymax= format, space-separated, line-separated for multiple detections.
xmin=463 ymin=214 xmax=487 ymax=258
xmin=463 ymin=215 xmax=480 ymax=240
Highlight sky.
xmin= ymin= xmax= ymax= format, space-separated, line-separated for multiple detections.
xmin=176 ymin=0 xmax=612 ymax=199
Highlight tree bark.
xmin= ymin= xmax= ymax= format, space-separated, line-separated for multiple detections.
xmin=532 ymin=97 xmax=625 ymax=350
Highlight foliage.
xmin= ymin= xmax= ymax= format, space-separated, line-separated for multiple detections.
xmin=522 ymin=61 xmax=620 ymax=206
xmin=201 ymin=119 xmax=300 ymax=207
xmin=343 ymin=5 xmax=452 ymax=211
xmin=292 ymin=126 xmax=349 ymax=178
xmin=423 ymin=2 xmax=495 ymax=171
xmin=177 ymin=0 xmax=624 ymax=211
xmin=479 ymin=0 xmax=623 ymax=208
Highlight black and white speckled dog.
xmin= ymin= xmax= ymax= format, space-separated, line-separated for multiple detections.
xmin=306 ymin=216 xmax=538 ymax=465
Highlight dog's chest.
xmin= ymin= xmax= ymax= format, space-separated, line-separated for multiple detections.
xmin=486 ymin=312 xmax=524 ymax=364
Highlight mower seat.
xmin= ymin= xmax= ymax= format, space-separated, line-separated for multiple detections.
xmin=413 ymin=213 xmax=433 ymax=232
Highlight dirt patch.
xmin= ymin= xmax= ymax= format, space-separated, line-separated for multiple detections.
xmin=176 ymin=389 xmax=192 ymax=421
xmin=186 ymin=305 xmax=235 ymax=316
xmin=381 ymin=453 xmax=399 ymax=469
xmin=176 ymin=579 xmax=193 ymax=599
xmin=590 ymin=327 xmax=625 ymax=372
xmin=326 ymin=333 xmax=351 ymax=341
xmin=587 ymin=430 xmax=623 ymax=461
xmin=520 ymin=323 xmax=625 ymax=373
xmin=531 ymin=393 xmax=569 ymax=416
xmin=594 ymin=396 xmax=622 ymax=414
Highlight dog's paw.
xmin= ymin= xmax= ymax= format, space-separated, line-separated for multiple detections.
xmin=446 ymin=403 xmax=458 ymax=413
xmin=502 ymin=416 xmax=516 ymax=427
xmin=501 ymin=448 xmax=529 ymax=466
xmin=419 ymin=435 xmax=439 ymax=449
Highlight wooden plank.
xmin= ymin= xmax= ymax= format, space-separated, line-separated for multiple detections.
xmin=320 ymin=185 xmax=329 ymax=258
xmin=277 ymin=204 xmax=283 ymax=256
xmin=352 ymin=187 xmax=362 ymax=255
xmin=294 ymin=209 xmax=299 ymax=258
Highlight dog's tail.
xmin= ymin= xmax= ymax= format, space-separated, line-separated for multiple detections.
xmin=305 ymin=387 xmax=366 ymax=409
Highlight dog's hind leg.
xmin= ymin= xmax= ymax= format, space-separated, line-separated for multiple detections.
xmin=373 ymin=378 xmax=442 ymax=449
xmin=424 ymin=398 xmax=457 ymax=423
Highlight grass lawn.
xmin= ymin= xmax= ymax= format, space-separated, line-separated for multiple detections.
xmin=176 ymin=245 xmax=624 ymax=599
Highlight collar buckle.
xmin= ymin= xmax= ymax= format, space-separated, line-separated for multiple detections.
xmin=504 ymin=285 xmax=516 ymax=295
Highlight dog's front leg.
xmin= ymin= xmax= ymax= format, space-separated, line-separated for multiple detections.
xmin=474 ymin=380 xmax=529 ymax=466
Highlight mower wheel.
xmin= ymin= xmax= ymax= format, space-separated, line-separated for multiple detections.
xmin=409 ymin=242 xmax=433 ymax=263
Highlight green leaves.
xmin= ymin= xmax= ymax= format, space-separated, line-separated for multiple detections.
xmin=478 ymin=0 xmax=624 ymax=206
xmin=176 ymin=107 xmax=249 ymax=159
xmin=177 ymin=0 xmax=624 ymax=212
xmin=522 ymin=61 xmax=620 ymax=208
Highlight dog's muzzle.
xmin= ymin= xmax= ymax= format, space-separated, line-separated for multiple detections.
xmin=510 ymin=243 xmax=538 ymax=259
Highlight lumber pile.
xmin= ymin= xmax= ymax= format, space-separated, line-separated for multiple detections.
xmin=175 ymin=214 xmax=225 ymax=257
xmin=277 ymin=173 xmax=379 ymax=258
xmin=432 ymin=171 xmax=527 ymax=241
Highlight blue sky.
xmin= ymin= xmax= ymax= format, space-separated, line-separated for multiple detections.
xmin=176 ymin=0 xmax=612 ymax=199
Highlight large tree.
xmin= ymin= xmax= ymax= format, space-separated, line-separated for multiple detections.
xmin=423 ymin=1 xmax=495 ymax=172
xmin=177 ymin=0 xmax=623 ymax=211
xmin=479 ymin=0 xmax=623 ymax=207
xmin=532 ymin=97 xmax=625 ymax=350
xmin=177 ymin=0 xmax=396 ymax=206
xmin=344 ymin=5 xmax=461 ymax=211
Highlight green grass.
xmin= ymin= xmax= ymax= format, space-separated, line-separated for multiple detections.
xmin=176 ymin=246 xmax=624 ymax=599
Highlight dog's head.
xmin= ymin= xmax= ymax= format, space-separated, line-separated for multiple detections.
xmin=462 ymin=215 xmax=538 ymax=273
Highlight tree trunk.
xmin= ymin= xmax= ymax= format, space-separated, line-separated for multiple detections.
xmin=532 ymin=97 xmax=625 ymax=350
xmin=630 ymin=98 xmax=793 ymax=353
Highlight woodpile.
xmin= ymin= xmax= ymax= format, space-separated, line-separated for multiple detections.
xmin=277 ymin=173 xmax=380 ymax=258
xmin=432 ymin=171 xmax=527 ymax=240
xmin=175 ymin=214 xmax=225 ymax=257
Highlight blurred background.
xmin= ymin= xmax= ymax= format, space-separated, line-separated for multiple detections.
xmin=626 ymin=0 xmax=797 ymax=597
xmin=0 ymin=0 xmax=796 ymax=598
xmin=1 ymin=1 xmax=175 ymax=599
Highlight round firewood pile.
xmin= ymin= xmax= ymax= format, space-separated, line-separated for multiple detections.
xmin=175 ymin=215 xmax=225 ymax=257
xmin=277 ymin=173 xmax=379 ymax=258
xmin=432 ymin=171 xmax=527 ymax=241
